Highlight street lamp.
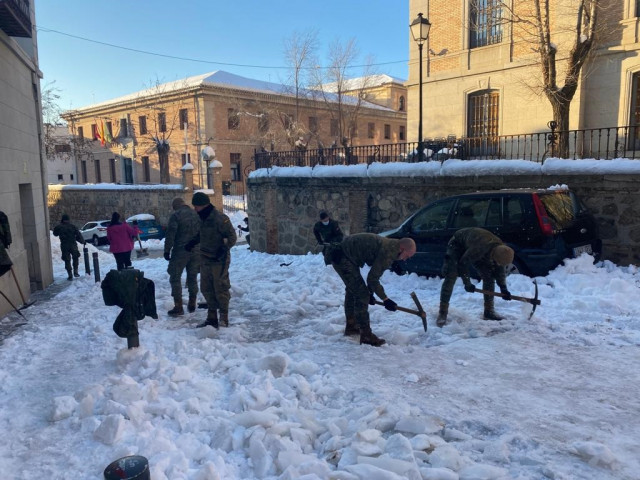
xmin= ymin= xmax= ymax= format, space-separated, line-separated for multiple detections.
xmin=410 ymin=12 xmax=431 ymax=161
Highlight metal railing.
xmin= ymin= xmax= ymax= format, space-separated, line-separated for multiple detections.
xmin=253 ymin=125 xmax=640 ymax=169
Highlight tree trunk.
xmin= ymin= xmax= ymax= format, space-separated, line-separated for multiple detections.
xmin=158 ymin=148 xmax=170 ymax=184
xmin=549 ymin=97 xmax=571 ymax=158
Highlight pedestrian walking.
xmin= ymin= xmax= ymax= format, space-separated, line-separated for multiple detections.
xmin=327 ymin=233 xmax=416 ymax=346
xmin=436 ymin=227 xmax=514 ymax=327
xmin=164 ymin=197 xmax=202 ymax=316
xmin=0 ymin=210 xmax=12 ymax=277
xmin=52 ymin=214 xmax=86 ymax=280
xmin=314 ymin=211 xmax=344 ymax=245
xmin=106 ymin=212 xmax=139 ymax=271
xmin=185 ymin=192 xmax=237 ymax=329
xmin=237 ymin=217 xmax=250 ymax=246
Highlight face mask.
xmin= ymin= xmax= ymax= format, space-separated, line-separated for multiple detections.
xmin=322 ymin=221 xmax=329 ymax=226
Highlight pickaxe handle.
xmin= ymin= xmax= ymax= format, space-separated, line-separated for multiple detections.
xmin=373 ymin=291 xmax=427 ymax=332
xmin=474 ymin=288 xmax=541 ymax=306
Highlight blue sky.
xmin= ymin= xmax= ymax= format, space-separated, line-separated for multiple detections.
xmin=35 ymin=1 xmax=410 ymax=112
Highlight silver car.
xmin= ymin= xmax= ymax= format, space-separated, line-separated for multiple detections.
xmin=79 ymin=220 xmax=110 ymax=246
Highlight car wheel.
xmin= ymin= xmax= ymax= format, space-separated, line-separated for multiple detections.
xmin=92 ymin=235 xmax=100 ymax=247
xmin=506 ymin=259 xmax=529 ymax=277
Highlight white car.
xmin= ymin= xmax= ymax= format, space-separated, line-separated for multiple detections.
xmin=80 ymin=220 xmax=110 ymax=246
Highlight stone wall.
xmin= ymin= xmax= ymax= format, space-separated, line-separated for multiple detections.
xmin=247 ymin=172 xmax=640 ymax=267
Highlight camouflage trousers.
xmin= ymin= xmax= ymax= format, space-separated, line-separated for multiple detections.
xmin=167 ymin=251 xmax=200 ymax=301
xmin=200 ymin=255 xmax=231 ymax=315
xmin=61 ymin=247 xmax=80 ymax=273
xmin=440 ymin=251 xmax=496 ymax=309
xmin=331 ymin=256 xmax=371 ymax=331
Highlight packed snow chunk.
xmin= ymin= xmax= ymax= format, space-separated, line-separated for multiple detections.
xmin=405 ymin=373 xmax=419 ymax=383
xmin=93 ymin=414 xmax=127 ymax=445
xmin=193 ymin=462 xmax=221 ymax=480
xmin=276 ymin=450 xmax=330 ymax=477
xmin=289 ymin=359 xmax=320 ymax=376
xmin=395 ymin=415 xmax=444 ymax=435
xmin=352 ymin=429 xmax=384 ymax=456
xmin=170 ymin=365 xmax=193 ymax=382
xmin=257 ymin=352 xmax=290 ymax=377
xmin=410 ymin=434 xmax=447 ymax=452
xmin=570 ymin=441 xmax=617 ymax=468
xmin=358 ymin=454 xmax=422 ymax=480
xmin=345 ymin=462 xmax=407 ymax=479
xmin=50 ymin=395 xmax=78 ymax=421
xmin=250 ymin=433 xmax=273 ymax=477
xmin=233 ymin=409 xmax=280 ymax=428
xmin=384 ymin=433 xmax=416 ymax=462
xmin=428 ymin=444 xmax=463 ymax=471
xmin=458 ymin=463 xmax=509 ymax=479
xmin=420 ymin=466 xmax=460 ymax=480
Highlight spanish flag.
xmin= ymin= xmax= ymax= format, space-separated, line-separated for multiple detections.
xmin=105 ymin=121 xmax=112 ymax=143
xmin=97 ymin=121 xmax=105 ymax=146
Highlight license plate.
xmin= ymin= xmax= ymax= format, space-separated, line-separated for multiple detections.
xmin=148 ymin=228 xmax=158 ymax=234
xmin=573 ymin=244 xmax=592 ymax=256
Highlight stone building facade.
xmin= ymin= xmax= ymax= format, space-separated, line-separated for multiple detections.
xmin=407 ymin=0 xmax=640 ymax=143
xmin=60 ymin=71 xmax=407 ymax=194
xmin=0 ymin=0 xmax=54 ymax=317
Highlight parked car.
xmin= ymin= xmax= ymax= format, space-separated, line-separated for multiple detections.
xmin=79 ymin=220 xmax=111 ymax=246
xmin=380 ymin=188 xmax=602 ymax=278
xmin=126 ymin=214 xmax=165 ymax=241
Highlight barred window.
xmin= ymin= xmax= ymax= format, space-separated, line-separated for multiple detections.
xmin=158 ymin=112 xmax=167 ymax=132
xmin=470 ymin=0 xmax=502 ymax=48
xmin=228 ymin=109 xmax=240 ymax=130
xmin=138 ymin=116 xmax=147 ymax=135
xmin=179 ymin=109 xmax=188 ymax=129
xmin=467 ymin=90 xmax=500 ymax=155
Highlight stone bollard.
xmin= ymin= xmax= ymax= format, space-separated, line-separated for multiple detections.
xmin=104 ymin=455 xmax=149 ymax=479
xmin=92 ymin=252 xmax=100 ymax=282
xmin=83 ymin=247 xmax=91 ymax=275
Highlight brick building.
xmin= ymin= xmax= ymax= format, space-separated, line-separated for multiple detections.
xmin=407 ymin=0 xmax=640 ymax=146
xmin=61 ymin=71 xmax=407 ymax=193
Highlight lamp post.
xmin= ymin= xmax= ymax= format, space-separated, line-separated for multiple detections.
xmin=201 ymin=145 xmax=215 ymax=189
xmin=410 ymin=12 xmax=431 ymax=161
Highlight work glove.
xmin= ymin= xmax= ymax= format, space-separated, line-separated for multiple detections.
xmin=369 ymin=294 xmax=376 ymax=305
xmin=163 ymin=251 xmax=171 ymax=261
xmin=500 ymin=287 xmax=512 ymax=301
xmin=184 ymin=239 xmax=197 ymax=252
xmin=463 ymin=278 xmax=476 ymax=293
xmin=383 ymin=298 xmax=397 ymax=311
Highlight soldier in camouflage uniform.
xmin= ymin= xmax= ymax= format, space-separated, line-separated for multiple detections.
xmin=0 ymin=211 xmax=12 ymax=277
xmin=329 ymin=233 xmax=416 ymax=347
xmin=186 ymin=192 xmax=237 ymax=329
xmin=52 ymin=214 xmax=86 ymax=281
xmin=437 ymin=227 xmax=514 ymax=327
xmin=164 ymin=197 xmax=202 ymax=317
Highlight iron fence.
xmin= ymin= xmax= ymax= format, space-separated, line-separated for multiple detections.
xmin=253 ymin=125 xmax=640 ymax=169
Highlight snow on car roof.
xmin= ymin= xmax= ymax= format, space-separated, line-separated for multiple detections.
xmin=126 ymin=213 xmax=155 ymax=222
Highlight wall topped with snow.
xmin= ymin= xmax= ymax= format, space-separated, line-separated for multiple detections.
xmin=247 ymin=159 xmax=640 ymax=266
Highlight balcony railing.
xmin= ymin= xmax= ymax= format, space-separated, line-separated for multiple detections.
xmin=253 ymin=126 xmax=640 ymax=169
xmin=0 ymin=0 xmax=32 ymax=38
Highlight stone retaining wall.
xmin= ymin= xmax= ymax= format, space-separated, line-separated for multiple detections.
xmin=247 ymin=170 xmax=640 ymax=267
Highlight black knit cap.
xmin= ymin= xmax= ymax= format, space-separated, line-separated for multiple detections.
xmin=192 ymin=192 xmax=211 ymax=206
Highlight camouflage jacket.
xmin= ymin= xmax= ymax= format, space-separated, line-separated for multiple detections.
xmin=340 ymin=233 xmax=400 ymax=299
xmin=195 ymin=205 xmax=237 ymax=261
xmin=164 ymin=205 xmax=201 ymax=255
xmin=53 ymin=221 xmax=84 ymax=252
xmin=448 ymin=227 xmax=507 ymax=288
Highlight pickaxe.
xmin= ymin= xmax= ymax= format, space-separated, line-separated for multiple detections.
xmin=373 ymin=291 xmax=427 ymax=332
xmin=473 ymin=280 xmax=540 ymax=319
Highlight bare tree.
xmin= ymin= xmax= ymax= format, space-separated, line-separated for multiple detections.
xmin=41 ymin=81 xmax=63 ymax=155
xmin=283 ymin=30 xmax=319 ymax=125
xmin=497 ymin=0 xmax=600 ymax=156
xmin=310 ymin=38 xmax=376 ymax=148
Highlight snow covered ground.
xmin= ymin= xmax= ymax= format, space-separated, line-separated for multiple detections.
xmin=0 ymin=210 xmax=638 ymax=479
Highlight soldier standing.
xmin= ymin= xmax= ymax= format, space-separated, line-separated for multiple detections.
xmin=52 ymin=214 xmax=85 ymax=281
xmin=328 ymin=233 xmax=416 ymax=346
xmin=164 ymin=197 xmax=202 ymax=316
xmin=313 ymin=211 xmax=344 ymax=245
xmin=186 ymin=192 xmax=237 ymax=329
xmin=437 ymin=227 xmax=514 ymax=327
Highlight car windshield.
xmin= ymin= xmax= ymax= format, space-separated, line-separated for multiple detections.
xmin=540 ymin=192 xmax=575 ymax=229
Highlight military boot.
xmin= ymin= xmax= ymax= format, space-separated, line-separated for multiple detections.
xmin=359 ymin=327 xmax=386 ymax=347
xmin=66 ymin=269 xmax=73 ymax=281
xmin=187 ymin=296 xmax=197 ymax=313
xmin=168 ymin=299 xmax=184 ymax=317
xmin=73 ymin=267 xmax=80 ymax=278
xmin=219 ymin=312 xmax=229 ymax=327
xmin=483 ymin=298 xmax=503 ymax=320
xmin=436 ymin=303 xmax=449 ymax=328
xmin=344 ymin=318 xmax=359 ymax=336
xmin=197 ymin=310 xmax=219 ymax=329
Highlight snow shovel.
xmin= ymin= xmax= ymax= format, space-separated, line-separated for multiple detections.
xmin=372 ymin=291 xmax=427 ymax=332
xmin=9 ymin=266 xmax=35 ymax=309
xmin=473 ymin=280 xmax=540 ymax=319
xmin=135 ymin=235 xmax=149 ymax=258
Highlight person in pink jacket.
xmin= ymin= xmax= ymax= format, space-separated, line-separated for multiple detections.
xmin=106 ymin=212 xmax=139 ymax=270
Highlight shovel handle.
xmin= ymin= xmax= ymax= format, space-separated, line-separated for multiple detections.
xmin=373 ymin=300 xmax=420 ymax=316
xmin=474 ymin=288 xmax=541 ymax=306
